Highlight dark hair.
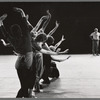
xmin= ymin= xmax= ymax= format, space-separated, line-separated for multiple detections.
xmin=10 ymin=24 xmax=22 ymax=38
xmin=35 ymin=33 xmax=47 ymax=42
xmin=46 ymin=35 xmax=54 ymax=45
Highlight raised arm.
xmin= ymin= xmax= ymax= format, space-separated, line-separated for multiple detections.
xmin=14 ymin=7 xmax=33 ymax=35
xmin=14 ymin=7 xmax=32 ymax=26
xmin=13 ymin=7 xmax=26 ymax=18
xmin=1 ymin=39 xmax=12 ymax=47
xmin=31 ymin=15 xmax=48 ymax=35
xmin=40 ymin=10 xmax=51 ymax=31
xmin=54 ymin=35 xmax=65 ymax=48
xmin=48 ymin=21 xmax=59 ymax=36
xmin=25 ymin=14 xmax=34 ymax=30
xmin=0 ymin=14 xmax=10 ymax=40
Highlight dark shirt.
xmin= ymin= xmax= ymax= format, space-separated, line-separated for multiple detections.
xmin=0 ymin=17 xmax=33 ymax=55
xmin=31 ymin=38 xmax=41 ymax=52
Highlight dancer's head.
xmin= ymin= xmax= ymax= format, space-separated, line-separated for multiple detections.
xmin=35 ymin=33 xmax=47 ymax=43
xmin=10 ymin=24 xmax=22 ymax=38
xmin=46 ymin=35 xmax=54 ymax=46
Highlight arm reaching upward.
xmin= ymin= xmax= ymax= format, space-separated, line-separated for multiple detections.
xmin=13 ymin=7 xmax=26 ymax=17
xmin=25 ymin=14 xmax=34 ymax=29
xmin=1 ymin=39 xmax=12 ymax=47
xmin=49 ymin=35 xmax=65 ymax=51
xmin=14 ymin=7 xmax=33 ymax=31
xmin=40 ymin=10 xmax=51 ymax=31
xmin=31 ymin=15 xmax=48 ymax=35
xmin=48 ymin=21 xmax=59 ymax=36
xmin=0 ymin=14 xmax=11 ymax=41
xmin=54 ymin=35 xmax=65 ymax=48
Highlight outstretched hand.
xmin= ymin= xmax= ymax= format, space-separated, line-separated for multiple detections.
xmin=61 ymin=35 xmax=65 ymax=41
xmin=0 ymin=39 xmax=7 ymax=46
xmin=58 ymin=55 xmax=71 ymax=62
xmin=46 ymin=10 xmax=51 ymax=17
xmin=55 ymin=21 xmax=60 ymax=27
xmin=0 ymin=39 xmax=4 ymax=42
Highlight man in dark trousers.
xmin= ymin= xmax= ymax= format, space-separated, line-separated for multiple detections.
xmin=90 ymin=28 xmax=100 ymax=56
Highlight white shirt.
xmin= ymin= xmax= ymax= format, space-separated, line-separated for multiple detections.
xmin=90 ymin=32 xmax=100 ymax=40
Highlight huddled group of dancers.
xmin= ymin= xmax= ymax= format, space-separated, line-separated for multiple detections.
xmin=0 ymin=7 xmax=70 ymax=98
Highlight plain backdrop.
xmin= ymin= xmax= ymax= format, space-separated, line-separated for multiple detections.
xmin=0 ymin=2 xmax=100 ymax=54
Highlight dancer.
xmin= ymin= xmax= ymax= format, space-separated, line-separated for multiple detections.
xmin=31 ymin=31 xmax=69 ymax=92
xmin=0 ymin=8 xmax=35 ymax=97
xmin=42 ymin=35 xmax=67 ymax=84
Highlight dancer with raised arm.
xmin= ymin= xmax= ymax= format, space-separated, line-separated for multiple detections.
xmin=0 ymin=7 xmax=35 ymax=97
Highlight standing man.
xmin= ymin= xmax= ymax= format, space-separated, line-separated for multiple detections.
xmin=90 ymin=28 xmax=100 ymax=56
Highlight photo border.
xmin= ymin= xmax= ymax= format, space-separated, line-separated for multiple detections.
xmin=0 ymin=0 xmax=99 ymax=100
xmin=0 ymin=0 xmax=100 ymax=2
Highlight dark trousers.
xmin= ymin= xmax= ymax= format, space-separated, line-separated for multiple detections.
xmin=92 ymin=40 xmax=99 ymax=55
xmin=42 ymin=54 xmax=60 ymax=81
xmin=42 ymin=54 xmax=51 ymax=82
xmin=16 ymin=68 xmax=36 ymax=98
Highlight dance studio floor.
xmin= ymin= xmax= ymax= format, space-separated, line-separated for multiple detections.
xmin=0 ymin=54 xmax=100 ymax=98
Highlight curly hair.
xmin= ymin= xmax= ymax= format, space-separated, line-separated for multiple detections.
xmin=35 ymin=33 xmax=48 ymax=42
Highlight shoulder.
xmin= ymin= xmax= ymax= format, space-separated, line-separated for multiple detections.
xmin=98 ymin=32 xmax=100 ymax=34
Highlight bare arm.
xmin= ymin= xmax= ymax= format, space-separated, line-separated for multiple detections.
xmin=48 ymin=21 xmax=59 ymax=36
xmin=40 ymin=10 xmax=51 ymax=31
xmin=25 ymin=14 xmax=34 ymax=29
xmin=54 ymin=35 xmax=65 ymax=49
xmin=49 ymin=35 xmax=65 ymax=51
xmin=42 ymin=42 xmax=51 ymax=51
xmin=1 ymin=39 xmax=12 ymax=47
xmin=0 ymin=14 xmax=8 ymax=38
xmin=40 ymin=48 xmax=69 ymax=55
xmin=57 ymin=49 xmax=69 ymax=54
xmin=14 ymin=7 xmax=33 ymax=30
xmin=51 ymin=55 xmax=71 ymax=62
xmin=40 ymin=48 xmax=58 ymax=55
xmin=31 ymin=15 xmax=48 ymax=34
xmin=13 ymin=7 xmax=26 ymax=18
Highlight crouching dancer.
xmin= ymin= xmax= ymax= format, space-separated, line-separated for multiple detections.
xmin=31 ymin=30 xmax=69 ymax=92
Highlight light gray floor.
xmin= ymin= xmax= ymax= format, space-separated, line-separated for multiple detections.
xmin=0 ymin=54 xmax=100 ymax=98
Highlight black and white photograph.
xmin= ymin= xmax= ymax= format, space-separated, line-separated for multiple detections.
xmin=0 ymin=1 xmax=100 ymax=98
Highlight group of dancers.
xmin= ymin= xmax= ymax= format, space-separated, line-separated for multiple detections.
xmin=0 ymin=7 xmax=70 ymax=98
